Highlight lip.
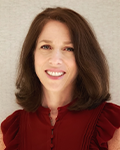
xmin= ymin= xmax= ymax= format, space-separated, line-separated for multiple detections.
xmin=45 ymin=69 xmax=65 ymax=72
xmin=45 ymin=69 xmax=66 ymax=80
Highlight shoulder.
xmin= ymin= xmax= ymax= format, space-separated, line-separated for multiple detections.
xmin=1 ymin=109 xmax=24 ymax=148
xmin=1 ymin=110 xmax=23 ymax=134
xmin=94 ymin=102 xmax=120 ymax=127
xmin=103 ymin=103 xmax=120 ymax=149
xmin=90 ymin=102 xmax=120 ymax=149
xmin=102 ymin=102 xmax=120 ymax=128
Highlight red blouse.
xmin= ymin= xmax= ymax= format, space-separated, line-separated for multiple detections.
xmin=1 ymin=101 xmax=120 ymax=150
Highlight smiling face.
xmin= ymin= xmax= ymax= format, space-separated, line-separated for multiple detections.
xmin=34 ymin=20 xmax=78 ymax=93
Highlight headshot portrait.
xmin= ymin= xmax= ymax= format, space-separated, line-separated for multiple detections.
xmin=0 ymin=1 xmax=120 ymax=150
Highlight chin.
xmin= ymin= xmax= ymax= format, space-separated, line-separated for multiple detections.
xmin=43 ymin=84 xmax=66 ymax=92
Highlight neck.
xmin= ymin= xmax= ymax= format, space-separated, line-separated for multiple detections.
xmin=41 ymin=86 xmax=75 ymax=111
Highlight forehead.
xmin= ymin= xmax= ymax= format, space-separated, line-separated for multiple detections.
xmin=37 ymin=20 xmax=72 ymax=41
xmin=42 ymin=20 xmax=69 ymax=30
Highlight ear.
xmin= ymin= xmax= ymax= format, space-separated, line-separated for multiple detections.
xmin=0 ymin=127 xmax=6 ymax=150
xmin=108 ymin=127 xmax=120 ymax=150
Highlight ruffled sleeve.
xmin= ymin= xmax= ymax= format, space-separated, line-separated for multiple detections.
xmin=90 ymin=102 xmax=120 ymax=149
xmin=1 ymin=110 xmax=22 ymax=150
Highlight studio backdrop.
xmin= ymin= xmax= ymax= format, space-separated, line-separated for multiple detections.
xmin=0 ymin=0 xmax=120 ymax=123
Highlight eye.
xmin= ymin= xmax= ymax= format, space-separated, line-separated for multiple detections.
xmin=41 ymin=45 xmax=52 ymax=50
xmin=64 ymin=47 xmax=74 ymax=52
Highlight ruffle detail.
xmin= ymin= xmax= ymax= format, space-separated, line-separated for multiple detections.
xmin=90 ymin=103 xmax=120 ymax=149
xmin=1 ymin=110 xmax=22 ymax=150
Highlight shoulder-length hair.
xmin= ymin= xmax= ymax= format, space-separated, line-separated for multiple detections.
xmin=15 ymin=7 xmax=110 ymax=112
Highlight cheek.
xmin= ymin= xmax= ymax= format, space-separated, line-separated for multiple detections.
xmin=34 ymin=52 xmax=44 ymax=67
xmin=34 ymin=53 xmax=43 ymax=76
xmin=69 ymin=58 xmax=78 ymax=77
xmin=68 ymin=56 xmax=77 ymax=69
xmin=34 ymin=53 xmax=48 ymax=79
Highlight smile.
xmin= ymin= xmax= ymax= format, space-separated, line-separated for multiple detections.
xmin=46 ymin=71 xmax=65 ymax=77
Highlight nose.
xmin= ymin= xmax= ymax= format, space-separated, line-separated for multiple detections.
xmin=49 ymin=50 xmax=62 ymax=66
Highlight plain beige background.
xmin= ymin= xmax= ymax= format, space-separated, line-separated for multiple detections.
xmin=0 ymin=0 xmax=120 ymax=123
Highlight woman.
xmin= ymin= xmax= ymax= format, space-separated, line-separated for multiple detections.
xmin=1 ymin=7 xmax=120 ymax=150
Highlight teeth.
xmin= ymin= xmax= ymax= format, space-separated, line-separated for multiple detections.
xmin=47 ymin=71 xmax=64 ymax=76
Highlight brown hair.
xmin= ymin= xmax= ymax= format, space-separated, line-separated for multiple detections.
xmin=15 ymin=7 xmax=110 ymax=112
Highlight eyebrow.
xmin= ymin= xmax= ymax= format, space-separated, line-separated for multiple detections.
xmin=39 ymin=40 xmax=73 ymax=44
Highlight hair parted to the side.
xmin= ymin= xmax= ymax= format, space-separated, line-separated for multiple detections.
xmin=15 ymin=7 xmax=110 ymax=112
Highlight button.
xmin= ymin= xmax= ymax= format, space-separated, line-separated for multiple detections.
xmin=51 ymin=135 xmax=54 ymax=138
xmin=51 ymin=126 xmax=54 ymax=129
xmin=50 ymin=144 xmax=54 ymax=148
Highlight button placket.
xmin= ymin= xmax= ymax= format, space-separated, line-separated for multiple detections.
xmin=51 ymin=134 xmax=54 ymax=138
xmin=50 ymin=127 xmax=54 ymax=149
xmin=50 ymin=143 xmax=54 ymax=148
xmin=49 ymin=107 xmax=62 ymax=149
xmin=51 ymin=126 xmax=54 ymax=130
xmin=55 ymin=117 xmax=59 ymax=121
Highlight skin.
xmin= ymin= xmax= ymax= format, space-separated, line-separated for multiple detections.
xmin=34 ymin=20 xmax=78 ymax=124
xmin=34 ymin=20 xmax=120 ymax=147
xmin=0 ymin=128 xmax=6 ymax=149
xmin=0 ymin=20 xmax=120 ymax=149
xmin=108 ymin=128 xmax=120 ymax=150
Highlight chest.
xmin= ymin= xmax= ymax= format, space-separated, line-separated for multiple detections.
xmin=19 ymin=108 xmax=101 ymax=150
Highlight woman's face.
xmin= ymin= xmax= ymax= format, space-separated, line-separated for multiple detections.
xmin=34 ymin=20 xmax=78 ymax=92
